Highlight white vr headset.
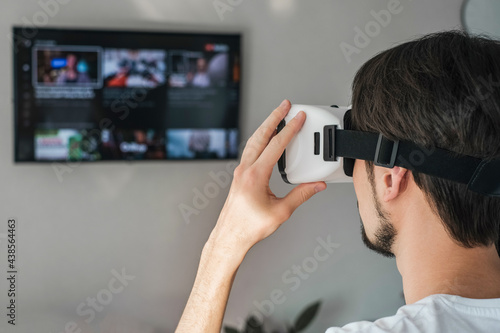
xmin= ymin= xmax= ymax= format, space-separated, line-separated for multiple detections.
xmin=277 ymin=104 xmax=500 ymax=197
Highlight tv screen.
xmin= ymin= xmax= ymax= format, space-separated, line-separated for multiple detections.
xmin=13 ymin=27 xmax=241 ymax=162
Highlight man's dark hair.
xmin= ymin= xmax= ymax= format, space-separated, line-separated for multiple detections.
xmin=351 ymin=30 xmax=500 ymax=254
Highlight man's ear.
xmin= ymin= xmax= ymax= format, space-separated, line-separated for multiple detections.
xmin=381 ymin=166 xmax=409 ymax=202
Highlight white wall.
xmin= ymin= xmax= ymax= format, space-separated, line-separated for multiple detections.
xmin=0 ymin=0 xmax=464 ymax=332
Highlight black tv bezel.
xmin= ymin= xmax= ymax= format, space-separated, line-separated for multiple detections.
xmin=12 ymin=26 xmax=243 ymax=163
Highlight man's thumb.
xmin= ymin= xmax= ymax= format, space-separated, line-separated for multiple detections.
xmin=283 ymin=182 xmax=326 ymax=212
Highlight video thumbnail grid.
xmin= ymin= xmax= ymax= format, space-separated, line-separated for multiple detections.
xmin=14 ymin=28 xmax=241 ymax=162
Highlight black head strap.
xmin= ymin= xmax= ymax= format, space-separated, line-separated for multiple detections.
xmin=332 ymin=129 xmax=500 ymax=197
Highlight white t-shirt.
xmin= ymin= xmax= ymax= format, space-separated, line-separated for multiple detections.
xmin=325 ymin=294 xmax=500 ymax=333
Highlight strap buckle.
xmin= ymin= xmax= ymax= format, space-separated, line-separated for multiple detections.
xmin=374 ymin=134 xmax=399 ymax=168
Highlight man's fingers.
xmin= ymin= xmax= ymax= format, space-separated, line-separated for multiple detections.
xmin=254 ymin=110 xmax=306 ymax=172
xmin=240 ymin=100 xmax=291 ymax=167
xmin=281 ymin=182 xmax=327 ymax=214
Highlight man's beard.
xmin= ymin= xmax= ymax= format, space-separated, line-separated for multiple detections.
xmin=360 ymin=215 xmax=396 ymax=258
xmin=359 ymin=163 xmax=397 ymax=258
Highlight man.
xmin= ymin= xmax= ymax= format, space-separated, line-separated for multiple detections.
xmin=190 ymin=57 xmax=211 ymax=88
xmin=56 ymin=53 xmax=91 ymax=85
xmin=176 ymin=31 xmax=500 ymax=332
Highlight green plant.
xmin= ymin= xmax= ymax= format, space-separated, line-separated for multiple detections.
xmin=224 ymin=300 xmax=321 ymax=333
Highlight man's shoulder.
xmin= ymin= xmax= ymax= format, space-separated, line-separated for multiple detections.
xmin=325 ymin=294 xmax=500 ymax=333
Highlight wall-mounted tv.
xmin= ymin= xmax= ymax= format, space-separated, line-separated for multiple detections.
xmin=13 ymin=27 xmax=241 ymax=162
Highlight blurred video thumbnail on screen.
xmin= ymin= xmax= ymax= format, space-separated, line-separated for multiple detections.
xmin=167 ymin=129 xmax=238 ymax=159
xmin=34 ymin=129 xmax=102 ymax=161
xmin=101 ymin=129 xmax=166 ymax=160
xmin=103 ymin=49 xmax=166 ymax=88
xmin=169 ymin=51 xmax=229 ymax=88
xmin=34 ymin=46 xmax=101 ymax=88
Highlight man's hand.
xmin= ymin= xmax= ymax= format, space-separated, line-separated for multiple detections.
xmin=208 ymin=99 xmax=327 ymax=260
xmin=176 ymin=100 xmax=326 ymax=333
